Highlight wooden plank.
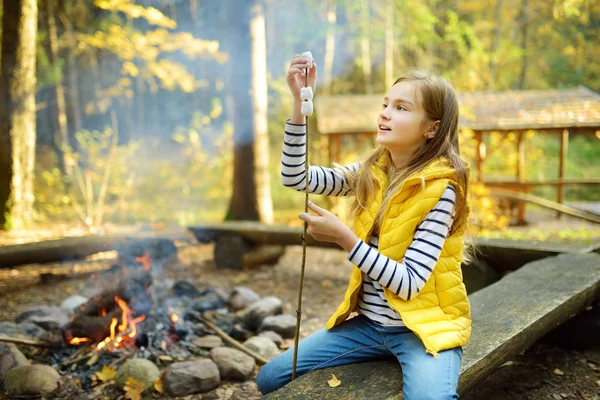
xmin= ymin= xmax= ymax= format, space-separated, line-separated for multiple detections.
xmin=263 ymin=253 xmax=600 ymax=399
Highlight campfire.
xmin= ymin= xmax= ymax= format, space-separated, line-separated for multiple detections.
xmin=0 ymin=241 xmax=289 ymax=398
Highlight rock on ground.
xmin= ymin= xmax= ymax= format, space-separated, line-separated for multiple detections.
xmin=115 ymin=358 xmax=160 ymax=390
xmin=163 ymin=359 xmax=221 ymax=397
xmin=241 ymin=297 xmax=283 ymax=331
xmin=15 ymin=306 xmax=70 ymax=330
xmin=210 ymin=347 xmax=256 ymax=381
xmin=4 ymin=364 xmax=61 ymax=395
xmin=193 ymin=335 xmax=224 ymax=349
xmin=259 ymin=314 xmax=297 ymax=338
xmin=0 ymin=342 xmax=29 ymax=378
xmin=243 ymin=336 xmax=280 ymax=360
xmin=228 ymin=286 xmax=261 ymax=311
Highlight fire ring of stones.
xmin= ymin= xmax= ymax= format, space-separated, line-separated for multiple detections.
xmin=0 ymin=263 xmax=294 ymax=398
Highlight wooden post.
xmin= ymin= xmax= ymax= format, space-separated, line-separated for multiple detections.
xmin=557 ymin=129 xmax=569 ymax=219
xmin=475 ymin=131 xmax=484 ymax=182
xmin=516 ymin=131 xmax=527 ymax=224
xmin=517 ymin=131 xmax=526 ymax=182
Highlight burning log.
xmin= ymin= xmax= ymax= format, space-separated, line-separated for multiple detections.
xmin=67 ymin=309 xmax=123 ymax=343
xmin=75 ymin=270 xmax=152 ymax=317
xmin=65 ymin=270 xmax=152 ymax=349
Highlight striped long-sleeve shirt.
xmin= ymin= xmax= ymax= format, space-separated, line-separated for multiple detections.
xmin=281 ymin=120 xmax=456 ymax=327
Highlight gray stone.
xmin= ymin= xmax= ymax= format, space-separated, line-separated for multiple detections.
xmin=193 ymin=335 xmax=223 ymax=349
xmin=4 ymin=364 xmax=60 ymax=395
xmin=241 ymin=296 xmax=282 ymax=330
xmin=258 ymin=331 xmax=284 ymax=346
xmin=0 ymin=322 xmax=46 ymax=339
xmin=228 ymin=286 xmax=261 ymax=311
xmin=115 ymin=358 xmax=160 ymax=390
xmin=163 ymin=359 xmax=220 ymax=396
xmin=60 ymin=295 xmax=88 ymax=313
xmin=15 ymin=306 xmax=70 ymax=330
xmin=0 ymin=343 xmax=28 ymax=378
xmin=259 ymin=314 xmax=297 ymax=338
xmin=243 ymin=336 xmax=280 ymax=360
xmin=210 ymin=347 xmax=255 ymax=381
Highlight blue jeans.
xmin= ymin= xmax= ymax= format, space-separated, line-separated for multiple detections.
xmin=256 ymin=315 xmax=462 ymax=399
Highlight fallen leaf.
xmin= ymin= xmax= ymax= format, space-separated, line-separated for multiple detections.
xmin=553 ymin=368 xmax=564 ymax=376
xmin=327 ymin=374 xmax=341 ymax=388
xmin=124 ymin=377 xmax=145 ymax=400
xmin=95 ymin=365 xmax=116 ymax=382
xmin=154 ymin=377 xmax=163 ymax=394
xmin=596 ymin=380 xmax=600 ymax=387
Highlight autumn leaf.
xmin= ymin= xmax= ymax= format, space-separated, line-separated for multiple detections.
xmin=327 ymin=374 xmax=341 ymax=388
xmin=95 ymin=365 xmax=116 ymax=382
xmin=154 ymin=377 xmax=164 ymax=394
xmin=553 ymin=368 xmax=564 ymax=376
xmin=124 ymin=377 xmax=145 ymax=400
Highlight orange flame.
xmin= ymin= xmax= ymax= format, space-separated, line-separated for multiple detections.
xmin=69 ymin=337 xmax=91 ymax=345
xmin=170 ymin=313 xmax=179 ymax=323
xmin=135 ymin=252 xmax=152 ymax=271
xmin=69 ymin=296 xmax=145 ymax=350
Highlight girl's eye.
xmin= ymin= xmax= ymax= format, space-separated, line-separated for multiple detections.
xmin=382 ymin=103 xmax=388 ymax=109
xmin=397 ymin=106 xmax=406 ymax=111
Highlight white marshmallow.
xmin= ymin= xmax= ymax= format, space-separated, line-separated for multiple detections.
xmin=301 ymin=100 xmax=313 ymax=116
xmin=300 ymin=86 xmax=313 ymax=101
xmin=300 ymin=51 xmax=313 ymax=68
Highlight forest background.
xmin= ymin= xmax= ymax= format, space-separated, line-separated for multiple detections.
xmin=1 ymin=0 xmax=598 ymax=242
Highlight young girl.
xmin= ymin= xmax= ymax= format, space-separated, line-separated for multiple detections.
xmin=256 ymin=54 xmax=471 ymax=400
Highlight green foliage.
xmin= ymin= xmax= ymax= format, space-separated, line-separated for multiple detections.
xmin=74 ymin=0 xmax=227 ymax=112
xmin=35 ymin=127 xmax=139 ymax=230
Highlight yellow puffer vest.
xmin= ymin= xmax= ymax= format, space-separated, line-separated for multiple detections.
xmin=326 ymin=154 xmax=472 ymax=356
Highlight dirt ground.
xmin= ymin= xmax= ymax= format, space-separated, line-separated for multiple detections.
xmin=1 ymin=232 xmax=600 ymax=399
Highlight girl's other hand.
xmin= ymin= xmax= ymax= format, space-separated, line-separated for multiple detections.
xmin=286 ymin=54 xmax=317 ymax=103
xmin=298 ymin=201 xmax=359 ymax=252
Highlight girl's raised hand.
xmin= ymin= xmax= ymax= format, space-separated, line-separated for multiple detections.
xmin=298 ymin=201 xmax=359 ymax=252
xmin=286 ymin=54 xmax=317 ymax=103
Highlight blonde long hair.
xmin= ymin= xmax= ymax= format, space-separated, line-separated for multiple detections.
xmin=346 ymin=70 xmax=470 ymax=237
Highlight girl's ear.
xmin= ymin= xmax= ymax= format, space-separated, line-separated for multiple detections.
xmin=425 ymin=120 xmax=440 ymax=139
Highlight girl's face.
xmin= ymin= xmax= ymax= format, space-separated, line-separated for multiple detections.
xmin=376 ymin=81 xmax=438 ymax=158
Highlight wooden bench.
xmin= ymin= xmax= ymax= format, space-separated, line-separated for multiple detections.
xmin=262 ymin=252 xmax=600 ymax=399
xmin=188 ymin=221 xmax=599 ymax=273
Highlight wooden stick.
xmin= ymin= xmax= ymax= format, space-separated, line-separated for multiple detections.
xmin=190 ymin=312 xmax=269 ymax=365
xmin=292 ymin=65 xmax=311 ymax=381
xmin=0 ymin=335 xmax=55 ymax=348
xmin=61 ymin=348 xmax=94 ymax=367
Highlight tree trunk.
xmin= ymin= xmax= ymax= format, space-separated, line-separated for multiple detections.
xmin=322 ymin=0 xmax=337 ymax=95
xmin=225 ymin=0 xmax=260 ymax=222
xmin=0 ymin=0 xmax=38 ymax=231
xmin=360 ymin=0 xmax=373 ymax=94
xmin=489 ymin=0 xmax=503 ymax=89
xmin=62 ymin=0 xmax=82 ymax=137
xmin=517 ymin=0 xmax=529 ymax=89
xmin=47 ymin=0 xmax=70 ymax=169
xmin=249 ymin=1 xmax=273 ymax=223
xmin=384 ymin=0 xmax=394 ymax=90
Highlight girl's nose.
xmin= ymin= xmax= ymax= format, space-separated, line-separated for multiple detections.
xmin=379 ymin=107 xmax=390 ymax=120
